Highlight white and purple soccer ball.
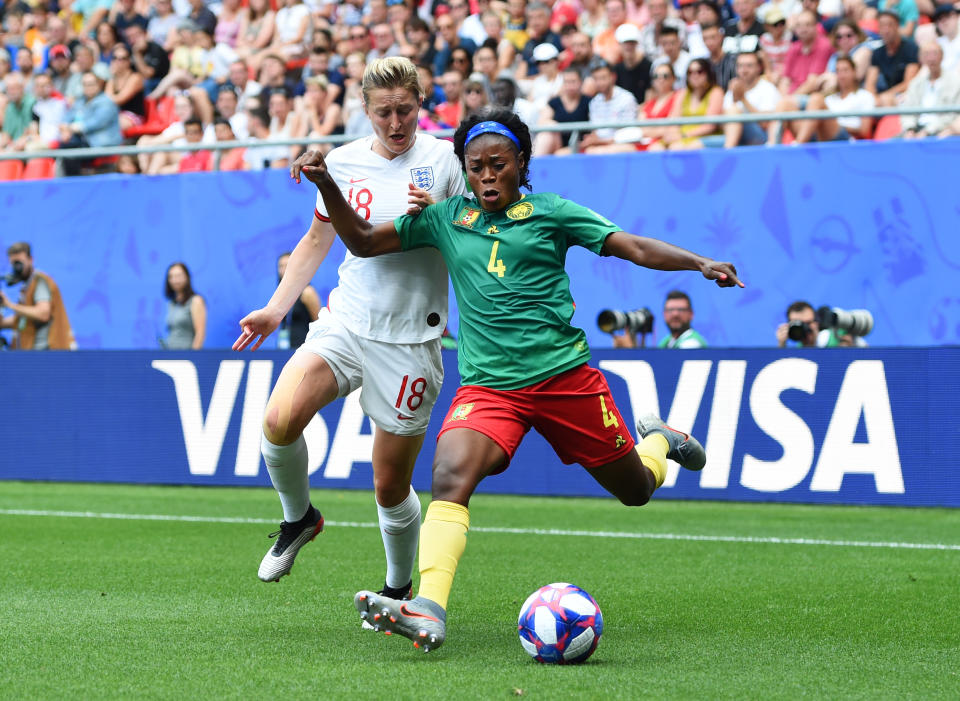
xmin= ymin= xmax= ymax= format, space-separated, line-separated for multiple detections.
xmin=517 ymin=583 xmax=603 ymax=664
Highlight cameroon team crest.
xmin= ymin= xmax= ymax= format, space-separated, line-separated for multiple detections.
xmin=450 ymin=402 xmax=475 ymax=421
xmin=454 ymin=207 xmax=481 ymax=228
xmin=410 ymin=166 xmax=434 ymax=189
xmin=506 ymin=201 xmax=534 ymax=220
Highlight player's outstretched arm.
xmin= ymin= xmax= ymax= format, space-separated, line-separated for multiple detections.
xmin=234 ymin=218 xmax=336 ymax=351
xmin=296 ymin=154 xmax=402 ymax=257
xmin=602 ymin=232 xmax=745 ymax=288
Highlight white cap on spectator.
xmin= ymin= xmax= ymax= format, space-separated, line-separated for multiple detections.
xmin=532 ymin=43 xmax=559 ymax=62
xmin=615 ymin=23 xmax=641 ymax=44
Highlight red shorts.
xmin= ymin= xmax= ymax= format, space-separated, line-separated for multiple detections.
xmin=438 ymin=364 xmax=636 ymax=472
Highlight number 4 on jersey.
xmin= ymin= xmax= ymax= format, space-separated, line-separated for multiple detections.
xmin=487 ymin=241 xmax=506 ymax=278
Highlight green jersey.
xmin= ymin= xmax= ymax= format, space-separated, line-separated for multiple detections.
xmin=395 ymin=193 xmax=621 ymax=390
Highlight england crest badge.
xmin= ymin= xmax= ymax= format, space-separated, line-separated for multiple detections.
xmin=410 ymin=166 xmax=435 ymax=190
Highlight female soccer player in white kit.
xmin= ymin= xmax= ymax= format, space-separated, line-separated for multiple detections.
xmin=234 ymin=57 xmax=467 ymax=602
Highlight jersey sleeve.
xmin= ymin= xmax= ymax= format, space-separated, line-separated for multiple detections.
xmin=394 ymin=199 xmax=447 ymax=251
xmin=553 ymin=196 xmax=623 ymax=254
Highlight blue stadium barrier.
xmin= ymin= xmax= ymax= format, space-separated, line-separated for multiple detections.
xmin=2 ymin=348 xmax=958 ymax=506
xmin=1 ymin=141 xmax=959 ymax=350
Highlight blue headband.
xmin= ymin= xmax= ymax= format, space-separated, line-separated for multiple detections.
xmin=464 ymin=121 xmax=521 ymax=150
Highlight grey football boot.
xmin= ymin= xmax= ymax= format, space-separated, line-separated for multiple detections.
xmin=636 ymin=414 xmax=707 ymax=471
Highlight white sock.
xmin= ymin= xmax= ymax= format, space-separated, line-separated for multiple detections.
xmin=377 ymin=487 xmax=422 ymax=590
xmin=261 ymin=434 xmax=311 ymax=523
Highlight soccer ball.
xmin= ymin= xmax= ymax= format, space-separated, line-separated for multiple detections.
xmin=517 ymin=583 xmax=603 ymax=664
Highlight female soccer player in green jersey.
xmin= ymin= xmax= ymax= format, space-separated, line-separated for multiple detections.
xmin=299 ymin=106 xmax=744 ymax=653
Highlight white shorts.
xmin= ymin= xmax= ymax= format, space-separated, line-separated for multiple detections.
xmin=297 ymin=308 xmax=444 ymax=436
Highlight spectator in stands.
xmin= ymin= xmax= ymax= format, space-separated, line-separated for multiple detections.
xmin=57 ymin=67 xmax=122 ymax=177
xmin=612 ymin=22 xmax=652 ymax=104
xmin=480 ymin=10 xmax=518 ymax=71
xmin=187 ymin=0 xmax=218 ymax=37
xmin=723 ymin=0 xmax=764 ymax=54
xmin=759 ymin=8 xmax=792 ymax=86
xmin=226 ymin=59 xmax=262 ymax=108
xmin=459 ymin=0 xmax=490 ymax=46
xmin=654 ymin=25 xmax=691 ymax=89
xmin=661 ymin=58 xmax=724 ymax=149
xmin=520 ymin=43 xmax=563 ymax=106
xmin=517 ymin=2 xmax=563 ymax=77
xmin=1 ymin=72 xmax=34 ymax=150
xmin=172 ymin=117 xmax=213 ymax=172
xmin=576 ymin=58 xmax=640 ymax=152
xmin=257 ymin=52 xmax=301 ymax=103
xmin=147 ymin=0 xmax=180 ymax=51
xmin=116 ymin=153 xmax=141 ymax=174
xmin=213 ymin=118 xmax=246 ymax=171
xmin=301 ymin=47 xmax=344 ymax=107
xmin=503 ymin=0 xmax=530 ymax=52
xmin=819 ymin=19 xmax=872 ymax=94
xmin=234 ymin=0 xmax=276 ymax=64
xmin=341 ymin=52 xmax=372 ymax=137
xmin=47 ymin=44 xmax=72 ymax=95
xmin=722 ymin=50 xmax=781 ymax=146
xmin=899 ymin=41 xmax=960 ymax=137
xmin=417 ymin=63 xmax=444 ymax=114
xmin=567 ymin=31 xmax=603 ymax=95
xmin=0 ymin=242 xmax=74 ymax=351
xmin=125 ymin=23 xmax=171 ymax=96
xmin=935 ymin=5 xmax=960 ymax=72
xmin=162 ymin=261 xmax=207 ymax=350
xmin=472 ymin=44 xmax=500 ymax=90
xmin=22 ymin=73 xmax=66 ymax=150
xmin=702 ymin=23 xmax=737 ymax=90
xmin=267 ymin=86 xmax=302 ymax=162
xmin=785 ymin=55 xmax=876 ymax=143
xmin=275 ymin=251 xmax=321 ymax=348
xmin=778 ymin=10 xmax=834 ymax=96
xmin=104 ymin=43 xmax=146 ymax=133
xmin=491 ymin=74 xmax=541 ymax=127
xmin=401 ymin=17 xmax=438 ymax=69
xmin=681 ymin=0 xmax=706 ymax=57
xmin=216 ymin=84 xmax=248 ymax=138
xmin=138 ymin=91 xmax=213 ymax=173
xmin=41 ymin=17 xmax=69 ymax=67
xmin=631 ymin=62 xmax=682 ymax=150
xmin=267 ymin=0 xmax=311 ymax=63
xmin=297 ymin=75 xmax=342 ymax=151
xmin=216 ymin=0 xmax=244 ymax=50
xmin=243 ymin=104 xmax=285 ymax=168
xmin=64 ymin=45 xmax=98 ymax=107
xmin=533 ymin=67 xmax=590 ymax=155
xmin=433 ymin=10 xmax=477 ymax=78
xmin=436 ymin=69 xmax=465 ymax=126
xmin=867 ymin=11 xmax=919 ymax=106
xmin=110 ymin=0 xmax=148 ymax=37
xmin=637 ymin=0 xmax=683 ymax=61
xmin=94 ymin=22 xmax=122 ymax=67
xmin=14 ymin=46 xmax=36 ymax=95
xmin=579 ymin=0 xmax=609 ymax=39
xmin=368 ymin=23 xmax=400 ymax=61
xmin=448 ymin=46 xmax=474 ymax=79
xmin=461 ymin=73 xmax=490 ymax=120
xmin=72 ymin=0 xmax=114 ymax=41
xmin=879 ymin=0 xmax=919 ymax=38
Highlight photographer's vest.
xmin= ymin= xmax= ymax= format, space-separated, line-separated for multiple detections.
xmin=15 ymin=271 xmax=75 ymax=350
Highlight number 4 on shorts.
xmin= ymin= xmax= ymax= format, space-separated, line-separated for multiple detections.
xmin=599 ymin=395 xmax=619 ymax=428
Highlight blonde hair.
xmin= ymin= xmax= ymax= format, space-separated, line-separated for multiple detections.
xmin=361 ymin=56 xmax=422 ymax=104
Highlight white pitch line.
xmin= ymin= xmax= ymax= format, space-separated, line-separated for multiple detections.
xmin=0 ymin=508 xmax=958 ymax=552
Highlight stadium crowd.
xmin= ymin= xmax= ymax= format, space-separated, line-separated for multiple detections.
xmin=1 ymin=0 xmax=959 ymax=176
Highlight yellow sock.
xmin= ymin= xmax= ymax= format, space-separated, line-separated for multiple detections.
xmin=636 ymin=434 xmax=669 ymax=488
xmin=417 ymin=500 xmax=470 ymax=610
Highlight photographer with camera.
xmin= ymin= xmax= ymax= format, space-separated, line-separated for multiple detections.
xmin=602 ymin=290 xmax=707 ymax=349
xmin=0 ymin=242 xmax=75 ymax=350
xmin=777 ymin=300 xmax=871 ymax=348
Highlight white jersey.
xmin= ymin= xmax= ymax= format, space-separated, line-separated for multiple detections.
xmin=315 ymin=132 xmax=467 ymax=343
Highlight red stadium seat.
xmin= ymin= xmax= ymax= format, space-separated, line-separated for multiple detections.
xmin=873 ymin=115 xmax=901 ymax=141
xmin=123 ymin=96 xmax=177 ymax=138
xmin=22 ymin=158 xmax=56 ymax=180
xmin=0 ymin=159 xmax=24 ymax=180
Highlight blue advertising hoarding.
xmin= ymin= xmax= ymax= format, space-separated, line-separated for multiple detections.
xmin=2 ymin=349 xmax=957 ymax=507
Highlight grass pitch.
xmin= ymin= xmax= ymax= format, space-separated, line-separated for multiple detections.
xmin=1 ymin=481 xmax=958 ymax=700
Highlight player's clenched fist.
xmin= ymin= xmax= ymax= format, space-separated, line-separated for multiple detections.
xmin=290 ymin=149 xmax=328 ymax=184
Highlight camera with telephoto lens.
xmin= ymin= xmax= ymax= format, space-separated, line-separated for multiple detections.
xmin=787 ymin=319 xmax=812 ymax=342
xmin=818 ymin=306 xmax=874 ymax=337
xmin=597 ymin=307 xmax=655 ymax=335
xmin=3 ymin=261 xmax=25 ymax=286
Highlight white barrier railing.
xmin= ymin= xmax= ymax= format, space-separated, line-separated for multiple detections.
xmin=0 ymin=104 xmax=957 ymax=166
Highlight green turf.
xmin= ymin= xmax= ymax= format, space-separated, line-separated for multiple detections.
xmin=1 ymin=482 xmax=958 ymax=699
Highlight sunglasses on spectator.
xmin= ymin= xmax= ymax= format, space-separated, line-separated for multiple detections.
xmin=654 ymin=72 xmax=672 ymax=79
xmin=465 ymin=86 xmax=483 ymax=93
xmin=350 ymin=32 xmax=367 ymax=39
xmin=771 ymin=19 xmax=786 ymax=26
xmin=687 ymin=67 xmax=704 ymax=75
